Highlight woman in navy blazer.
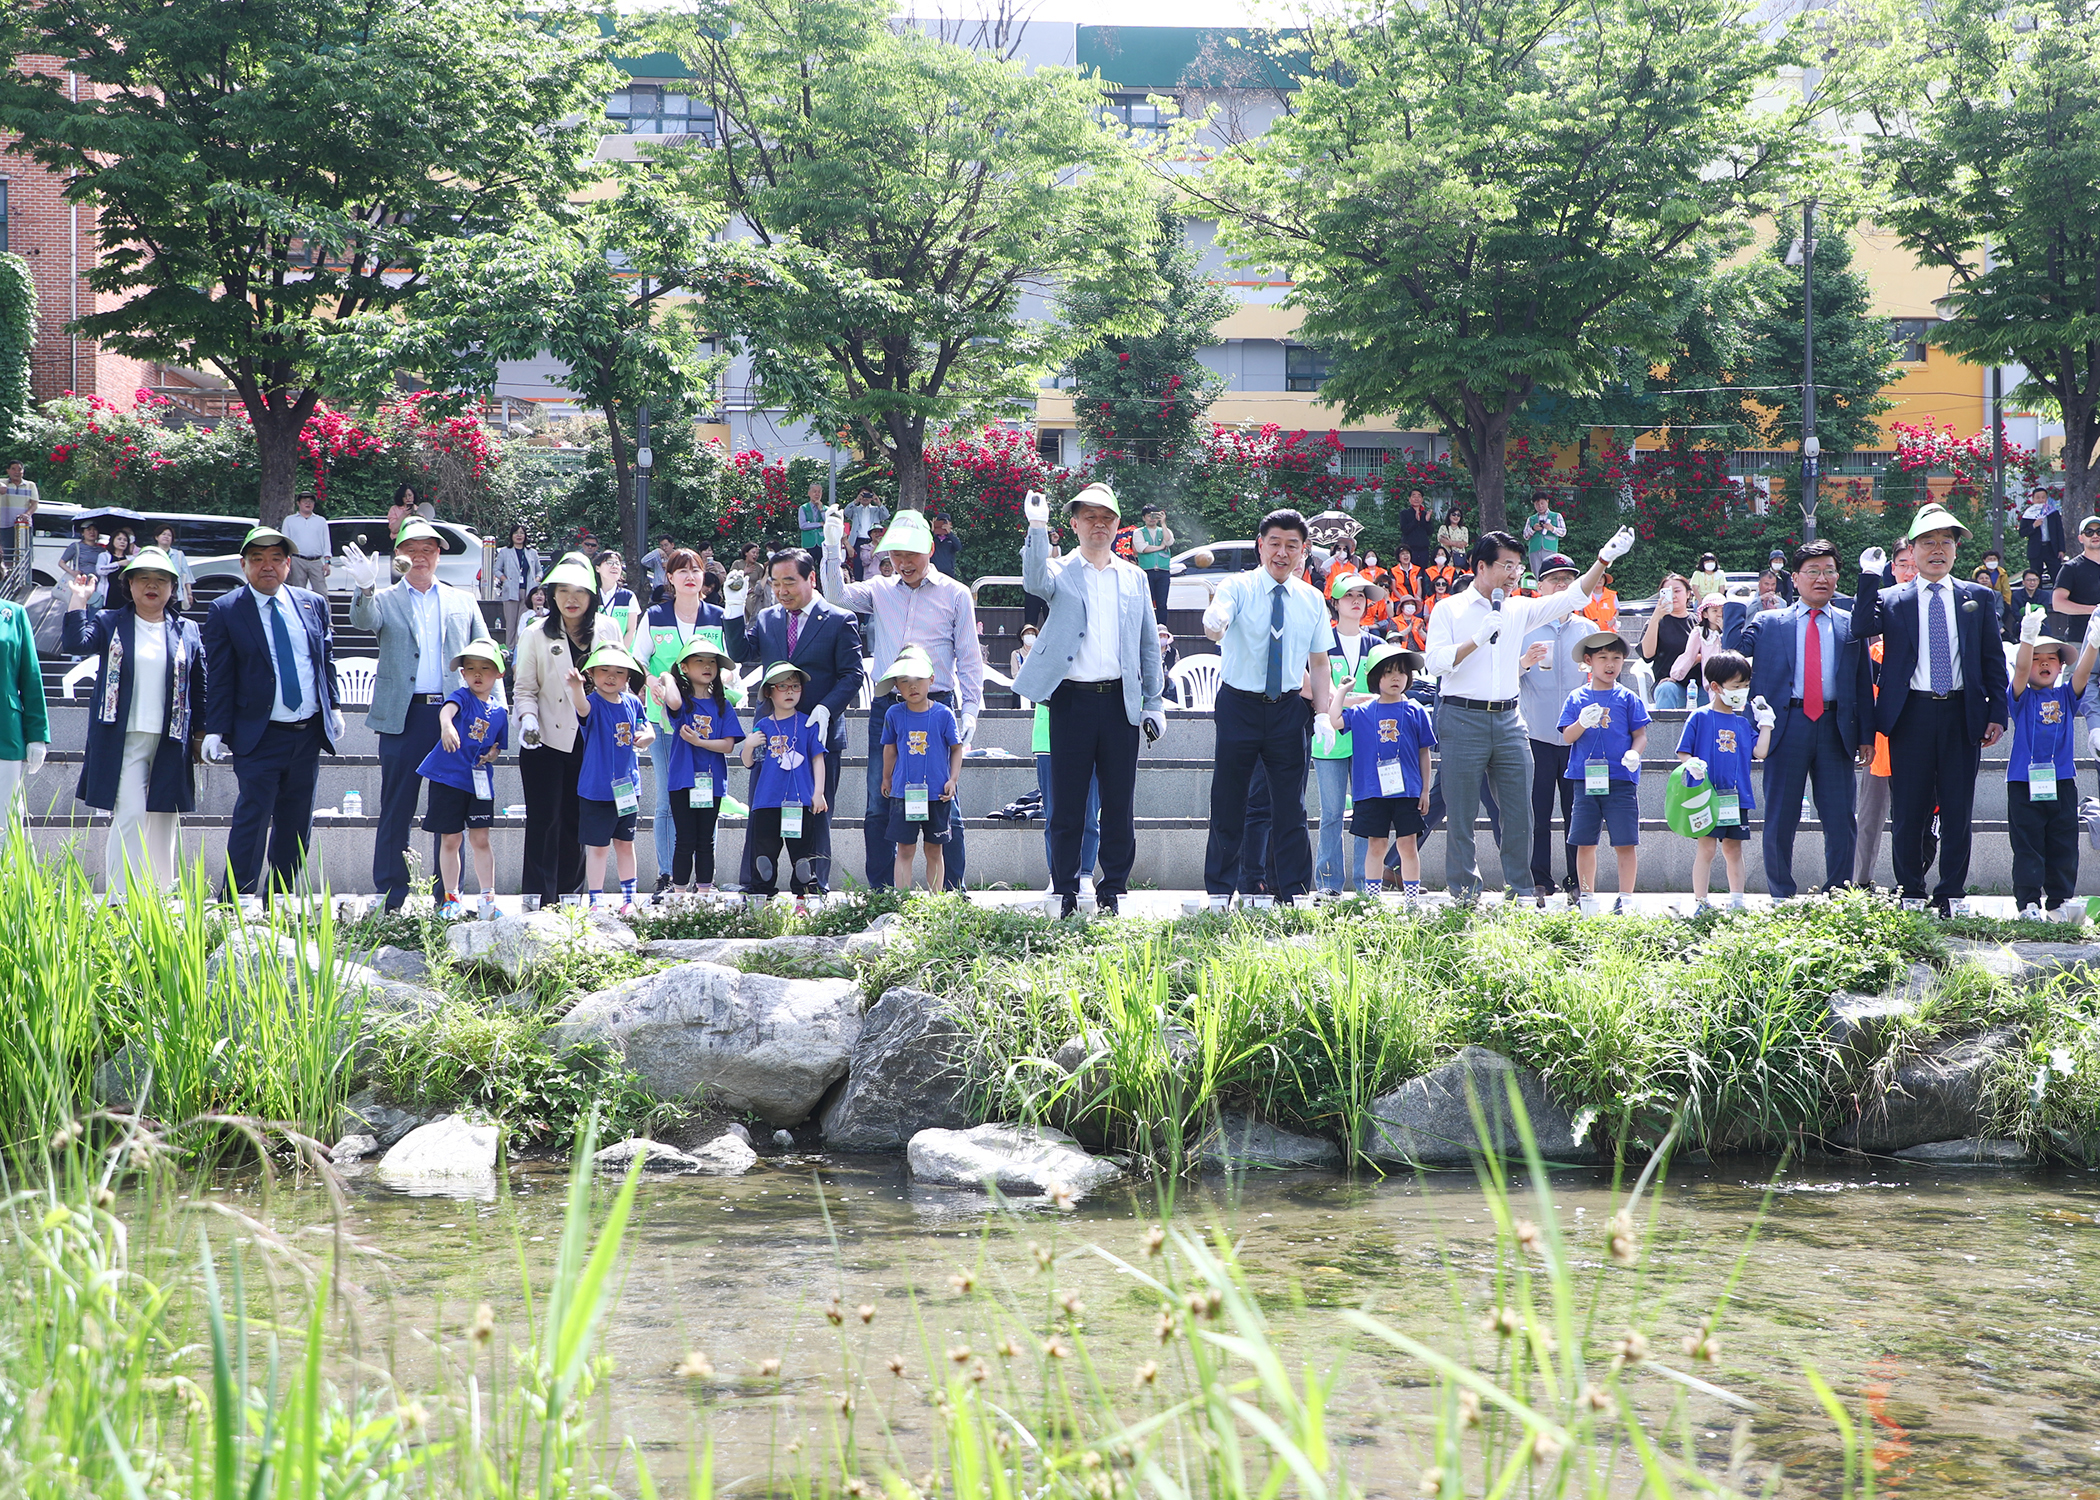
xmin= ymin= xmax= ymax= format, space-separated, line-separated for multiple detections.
xmin=61 ymin=546 xmax=206 ymax=895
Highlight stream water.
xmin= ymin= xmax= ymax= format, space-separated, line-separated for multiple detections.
xmin=312 ymin=1152 xmax=2100 ymax=1497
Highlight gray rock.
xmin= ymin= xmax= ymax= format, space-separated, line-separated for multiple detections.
xmin=1835 ymin=1028 xmax=2023 ymax=1152
xmin=1363 ymin=1046 xmax=1596 ymax=1167
xmin=772 ymin=1129 xmax=796 ymax=1147
xmin=1193 ymin=1111 xmax=1342 ymax=1172
xmin=595 ymin=1137 xmax=703 ymax=1173
xmin=839 ymin=912 xmax=902 ymax=960
xmin=819 ymin=987 xmax=978 ymax=1149
xmin=1944 ymin=939 xmax=2100 ymax=985
xmin=208 ymin=928 xmax=442 ymax=1018
xmin=907 ymin=1122 xmax=1124 ymax=1197
xmin=330 ymin=1133 xmax=379 ymax=1162
xmin=548 ymin=962 xmax=863 ymax=1125
xmin=338 ymin=1090 xmax=427 ymax=1150
xmin=364 ymin=945 xmax=431 ymax=983
xmin=1825 ymin=971 xmax=1936 ymax=1062
xmin=723 ymin=1121 xmax=753 ymax=1146
xmin=374 ymin=1115 xmax=499 ymax=1192
xmin=644 ymin=935 xmax=846 ymax=967
xmin=447 ymin=907 xmax=638 ymax=982
xmin=92 ymin=1043 xmax=151 ymax=1109
xmin=1892 ymin=1137 xmax=2037 ymax=1165
xmin=693 ymin=1132 xmax=759 ymax=1173
xmin=1052 ymin=1030 xmax=1106 ymax=1076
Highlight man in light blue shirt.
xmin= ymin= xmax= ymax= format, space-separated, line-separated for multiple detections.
xmin=1199 ymin=509 xmax=1335 ymax=905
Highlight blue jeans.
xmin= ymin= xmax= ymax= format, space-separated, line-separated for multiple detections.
xmin=1313 ymin=756 xmax=1370 ymax=892
xmin=1037 ymin=752 xmax=1099 ymax=883
xmin=1653 ymin=678 xmax=1689 ymax=710
xmin=641 ymin=738 xmax=675 ymax=885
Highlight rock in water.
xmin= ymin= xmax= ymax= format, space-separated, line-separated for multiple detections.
xmin=1362 ymin=1046 xmax=1595 ymax=1167
xmin=338 ymin=1090 xmax=426 ymax=1149
xmin=374 ymin=1116 xmax=499 ymax=1193
xmin=447 ymin=907 xmax=637 ymax=982
xmin=1835 ymin=1028 xmax=2022 ymax=1152
xmin=819 ymin=987 xmax=977 ymax=1149
xmin=1892 ymin=1137 xmax=2036 ymax=1165
xmin=907 ymin=1123 xmax=1123 ymax=1197
xmin=694 ymin=1134 xmax=758 ymax=1174
xmin=772 ymin=1129 xmax=796 ymax=1147
xmin=1193 ymin=1111 xmax=1342 ymax=1172
xmin=595 ymin=1137 xmax=704 ymax=1173
xmin=330 ymin=1133 xmax=379 ymax=1162
xmin=549 ymin=962 xmax=862 ymax=1125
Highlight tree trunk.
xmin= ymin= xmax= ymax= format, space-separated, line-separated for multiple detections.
xmin=245 ymin=395 xmax=317 ymax=527
xmin=2062 ymin=389 xmax=2099 ymax=525
xmin=892 ymin=435 xmax=929 ymax=511
xmin=1468 ymin=411 xmax=1511 ymax=536
xmin=602 ymin=396 xmax=637 ymax=568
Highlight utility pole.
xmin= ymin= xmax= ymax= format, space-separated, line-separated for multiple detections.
xmin=1799 ymin=198 xmax=1820 ymax=543
xmin=1990 ymin=364 xmax=2006 ymax=556
xmin=635 ymin=403 xmax=652 ymax=571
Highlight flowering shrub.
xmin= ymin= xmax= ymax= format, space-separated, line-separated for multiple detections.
xmin=1890 ymin=419 xmax=2040 ymax=505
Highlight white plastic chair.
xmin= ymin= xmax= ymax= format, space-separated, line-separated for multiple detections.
xmin=335 ymin=655 xmax=378 ymax=709
xmin=856 ymin=656 xmax=875 ymax=710
xmin=1169 ymin=655 xmax=1222 ymax=713
xmin=60 ymin=657 xmax=98 ymax=700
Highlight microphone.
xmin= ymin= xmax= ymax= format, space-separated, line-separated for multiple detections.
xmin=1491 ymin=587 xmax=1505 ymax=612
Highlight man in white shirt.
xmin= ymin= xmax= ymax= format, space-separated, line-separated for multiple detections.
xmin=1425 ymin=525 xmax=1634 ymax=900
xmin=279 ymin=492 xmax=332 ymax=594
xmin=0 ymin=461 xmax=37 ymax=565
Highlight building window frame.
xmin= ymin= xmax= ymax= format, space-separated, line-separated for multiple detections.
xmin=1103 ymin=91 xmax=1176 ymax=132
xmin=1891 ymin=317 xmax=1931 ymax=364
xmin=607 ymin=84 xmax=717 ymax=143
xmin=1285 ymin=344 xmax=1331 ymax=393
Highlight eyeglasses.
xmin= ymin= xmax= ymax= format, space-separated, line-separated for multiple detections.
xmin=1797 ymin=568 xmax=1840 ymax=580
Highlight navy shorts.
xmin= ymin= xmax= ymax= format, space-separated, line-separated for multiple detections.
xmin=579 ymin=796 xmax=638 ymax=847
xmin=423 ymin=780 xmax=494 ymax=835
xmin=886 ymin=794 xmax=954 ymax=845
xmin=1569 ymin=779 xmax=1640 ymax=846
xmin=1350 ymin=796 xmax=1425 ymax=840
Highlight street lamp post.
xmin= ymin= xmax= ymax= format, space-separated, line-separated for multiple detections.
xmin=1799 ymin=198 xmax=1819 ymax=544
xmin=635 ymin=404 xmax=653 ymax=570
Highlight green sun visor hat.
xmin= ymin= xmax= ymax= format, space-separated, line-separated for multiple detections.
xmin=875 ymin=643 xmax=937 ymax=695
xmin=540 ymin=557 xmax=598 ymax=596
xmin=1364 ymin=642 xmax=1423 ymax=689
xmin=582 ymin=643 xmax=645 ymax=690
xmin=239 ymin=525 xmax=295 ymax=555
xmin=760 ymin=659 xmax=810 ymax=688
xmin=1329 ymin=570 xmax=1389 ymax=604
xmin=121 ymin=546 xmax=181 ymax=580
xmin=393 ymin=518 xmax=445 ymax=549
xmin=450 ymin=636 xmax=506 ymax=673
xmin=677 ymin=628 xmax=735 ymax=668
xmin=1906 ymin=502 xmax=1972 ymax=542
xmin=875 ymin=510 xmax=935 ymax=555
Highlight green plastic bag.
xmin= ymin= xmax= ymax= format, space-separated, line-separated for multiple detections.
xmin=1663 ymin=761 xmax=1716 ymax=839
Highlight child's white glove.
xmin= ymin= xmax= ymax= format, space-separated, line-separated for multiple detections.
xmin=2021 ymin=605 xmax=2046 ymax=645
xmin=1750 ymin=695 xmax=1777 ymax=730
xmin=2085 ymin=613 xmax=2100 ymax=651
xmin=1620 ymin=749 xmax=1642 ymax=773
xmin=1681 ymin=756 xmax=1708 ymax=783
xmin=1576 ymin=702 xmax=1607 ymax=730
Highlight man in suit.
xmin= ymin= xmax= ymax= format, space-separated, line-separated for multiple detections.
xmin=1011 ymin=483 xmax=1165 ymax=918
xmin=341 ymin=519 xmax=486 ymax=909
xmin=200 ymin=525 xmax=340 ymax=899
xmin=1851 ymin=503 xmax=2010 ymax=914
xmin=725 ymin=547 xmax=864 ymax=889
xmin=1725 ymin=540 xmax=1873 ymax=898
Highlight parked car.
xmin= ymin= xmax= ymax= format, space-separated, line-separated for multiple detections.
xmin=188 ymin=516 xmax=484 ymax=602
xmin=24 ymin=504 xmax=257 ymax=589
xmin=1166 ymin=540 xmax=1261 ymax=610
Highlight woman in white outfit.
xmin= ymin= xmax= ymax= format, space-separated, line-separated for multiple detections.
xmin=61 ymin=547 xmax=206 ymax=896
xmin=493 ymin=523 xmax=541 ymax=642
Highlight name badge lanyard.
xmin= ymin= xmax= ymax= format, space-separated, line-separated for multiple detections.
xmin=2029 ymin=715 xmax=2062 ymax=802
xmin=1583 ymin=709 xmax=1611 ymax=795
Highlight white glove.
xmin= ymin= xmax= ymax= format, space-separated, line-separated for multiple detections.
xmin=823 ymin=505 xmax=847 ymax=548
xmin=1023 ymin=490 xmax=1049 ymax=527
xmin=201 ymin=733 xmax=229 ymax=763
xmin=2089 ymin=725 xmax=2100 ymax=760
xmin=1598 ymin=527 xmax=1635 ymax=563
xmin=1751 ymin=696 xmax=1777 ymax=730
xmin=1472 ymin=608 xmax=1503 ymax=649
xmin=338 ymin=543 xmax=382 ymax=592
xmin=1141 ymin=709 xmax=1166 ymax=743
xmin=1576 ymin=702 xmax=1606 ymax=729
xmin=1621 ymin=749 xmax=1642 ymax=772
xmin=2021 ymin=605 xmax=2046 ymax=645
xmin=2084 ymin=613 xmax=2100 ymax=652
xmin=808 ymin=703 xmax=831 ymax=743
xmin=1202 ymin=596 xmax=1235 ymax=636
xmin=1681 ymin=756 xmax=1708 ymax=784
xmin=722 ymin=570 xmax=749 ymax=612
xmin=958 ymin=711 xmax=978 ymax=745
xmin=1859 ymin=546 xmax=1887 ymax=577
xmin=520 ymin=713 xmax=540 ymax=749
xmin=23 ymin=742 xmax=44 ymax=775
xmin=327 ymin=709 xmax=344 ymax=743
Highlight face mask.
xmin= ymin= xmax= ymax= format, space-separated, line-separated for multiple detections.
xmin=1402 ymin=604 xmax=1417 ymax=616
xmin=1435 ymin=554 xmax=1448 ymax=566
xmin=1718 ymin=686 xmax=1750 ymax=709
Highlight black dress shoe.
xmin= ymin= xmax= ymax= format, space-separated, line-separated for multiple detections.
xmin=1059 ymin=894 xmax=1079 ymax=919
xmin=1096 ymin=894 xmax=1119 ymax=916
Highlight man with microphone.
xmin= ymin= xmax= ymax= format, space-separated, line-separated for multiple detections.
xmin=1424 ymin=525 xmax=1635 ymax=901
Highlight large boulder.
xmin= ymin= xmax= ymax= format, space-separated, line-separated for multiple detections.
xmin=446 ymin=908 xmax=637 ymax=983
xmin=644 ymin=935 xmax=847 ymax=968
xmin=1363 ymin=1046 xmax=1596 ymax=1167
xmin=338 ymin=1090 xmax=427 ymax=1149
xmin=1892 ymin=1137 xmax=2036 ymax=1165
xmin=1193 ymin=1111 xmax=1342 ymax=1172
xmin=907 ymin=1123 xmax=1123 ymax=1197
xmin=373 ymin=1115 xmax=499 ymax=1194
xmin=1833 ymin=1028 xmax=2021 ymax=1152
xmin=1944 ymin=939 xmax=2100 ymax=986
xmin=362 ymin=944 xmax=432 ymax=984
xmin=819 ymin=987 xmax=978 ymax=1149
xmin=549 ymin=962 xmax=862 ymax=1126
xmin=210 ymin=928 xmax=442 ymax=1017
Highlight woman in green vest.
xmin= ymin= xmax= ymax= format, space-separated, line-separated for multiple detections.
xmin=1132 ymin=504 xmax=1176 ymax=616
xmin=1312 ymin=572 xmax=1385 ymax=895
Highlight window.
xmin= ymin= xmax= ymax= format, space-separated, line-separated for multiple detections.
xmin=1338 ymin=446 xmax=1393 ymax=478
xmin=0 ymin=182 xmax=10 ymax=254
xmin=1104 ymin=92 xmax=1173 ymax=131
xmin=1891 ymin=317 xmax=1931 ymax=363
xmin=1285 ymin=345 xmax=1331 ymax=393
xmin=1036 ymin=429 xmax=1064 ymax=466
xmin=607 ymin=86 xmax=716 ymax=143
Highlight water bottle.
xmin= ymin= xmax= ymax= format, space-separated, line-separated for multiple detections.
xmin=343 ymin=790 xmax=362 ymax=818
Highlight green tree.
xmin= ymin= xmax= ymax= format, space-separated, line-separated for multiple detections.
xmin=654 ymin=0 xmax=1161 ymax=507
xmin=0 ymin=255 xmax=32 ymax=445
xmin=0 ymin=0 xmax=616 ymax=524
xmin=1190 ymin=0 xmax=1797 ymax=532
xmin=1061 ymin=204 xmax=1232 ymax=510
xmin=1839 ymin=0 xmax=2100 ymax=513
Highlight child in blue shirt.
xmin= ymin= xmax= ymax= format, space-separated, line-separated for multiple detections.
xmin=738 ymin=661 xmax=830 ymax=906
xmin=650 ymin=631 xmax=743 ymax=894
xmin=1672 ymin=650 xmax=1773 ymax=908
xmin=415 ymin=638 xmax=509 ymax=920
xmin=1559 ymin=631 xmax=1651 ymax=910
xmin=876 ymin=645 xmax=965 ymax=892
xmin=2007 ymin=612 xmax=2094 ymax=914
xmin=568 ymin=643 xmax=655 ymax=914
xmin=1322 ymin=644 xmax=1436 ymax=896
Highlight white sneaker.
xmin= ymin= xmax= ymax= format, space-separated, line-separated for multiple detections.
xmin=2022 ymin=902 xmax=2044 ymax=922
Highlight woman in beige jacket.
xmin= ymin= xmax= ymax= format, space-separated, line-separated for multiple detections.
xmin=513 ymin=556 xmax=623 ymax=905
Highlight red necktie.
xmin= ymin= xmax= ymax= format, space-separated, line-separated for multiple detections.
xmin=787 ymin=608 xmax=801 ymax=654
xmin=1803 ymin=608 xmax=1824 ymax=721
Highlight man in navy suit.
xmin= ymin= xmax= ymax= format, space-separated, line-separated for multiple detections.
xmin=1850 ymin=503 xmax=2010 ymax=914
xmin=724 ymin=547 xmax=864 ymax=888
xmin=1725 ymin=540 xmax=1872 ymax=897
xmin=200 ymin=525 xmax=340 ymax=899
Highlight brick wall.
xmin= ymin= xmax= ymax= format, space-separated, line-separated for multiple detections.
xmin=1 ymin=53 xmax=160 ymax=412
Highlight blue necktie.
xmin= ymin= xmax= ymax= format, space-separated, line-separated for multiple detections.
xmin=1264 ymin=583 xmax=1286 ymax=697
xmin=1927 ymin=582 xmax=1953 ymax=694
xmin=270 ymin=595 xmax=303 ymax=712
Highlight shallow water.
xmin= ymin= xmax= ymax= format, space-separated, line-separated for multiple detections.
xmin=317 ymin=1152 xmax=2100 ymax=1497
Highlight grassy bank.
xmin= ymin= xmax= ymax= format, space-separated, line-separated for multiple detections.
xmin=862 ymin=893 xmax=2100 ymax=1166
